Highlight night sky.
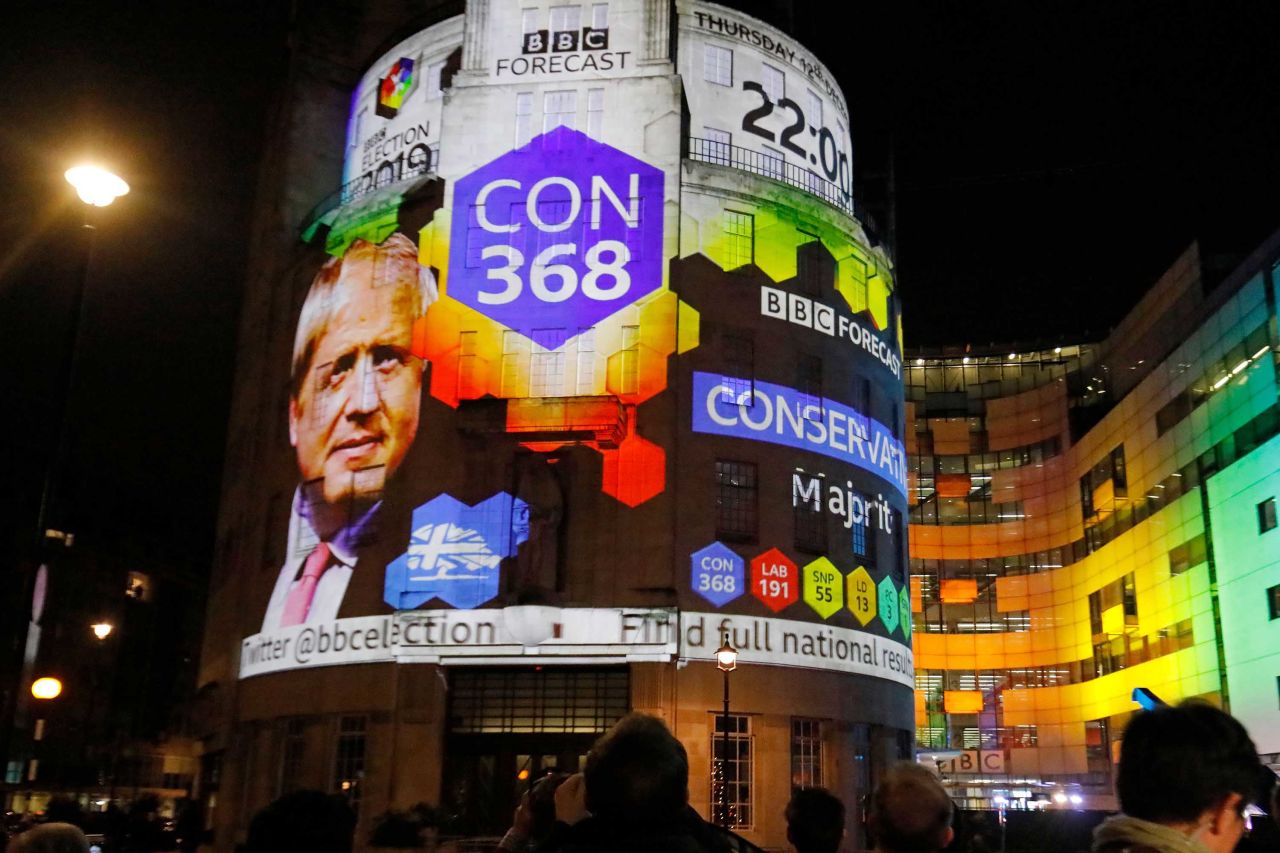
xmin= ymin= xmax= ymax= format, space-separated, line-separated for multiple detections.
xmin=1 ymin=1 xmax=1278 ymax=562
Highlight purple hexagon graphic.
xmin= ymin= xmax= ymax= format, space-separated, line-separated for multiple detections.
xmin=448 ymin=126 xmax=665 ymax=339
xmin=384 ymin=492 xmax=529 ymax=610
xmin=691 ymin=541 xmax=745 ymax=608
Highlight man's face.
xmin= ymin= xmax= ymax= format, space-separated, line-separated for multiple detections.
xmin=290 ymin=263 xmax=422 ymax=507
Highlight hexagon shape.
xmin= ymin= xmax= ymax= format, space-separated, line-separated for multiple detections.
xmin=384 ymin=492 xmax=529 ymax=610
xmin=802 ymin=557 xmax=843 ymax=619
xmin=846 ymin=565 xmax=877 ymax=627
xmin=601 ymin=431 xmax=666 ymax=507
xmin=751 ymin=548 xmax=798 ymax=612
xmin=447 ymin=126 xmax=665 ymax=339
xmin=691 ymin=542 xmax=745 ymax=607
xmin=877 ymin=576 xmax=900 ymax=635
xmin=899 ymin=586 xmax=912 ymax=640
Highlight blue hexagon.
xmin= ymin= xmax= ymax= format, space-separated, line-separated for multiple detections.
xmin=691 ymin=542 xmax=745 ymax=608
xmin=448 ymin=126 xmax=665 ymax=339
xmin=384 ymin=492 xmax=529 ymax=610
xmin=877 ymin=576 xmax=900 ymax=635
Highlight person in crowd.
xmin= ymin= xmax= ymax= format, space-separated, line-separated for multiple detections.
xmin=785 ymin=787 xmax=845 ymax=853
xmin=535 ymin=712 xmax=734 ymax=853
xmin=498 ymin=771 xmax=571 ymax=851
xmin=868 ymin=762 xmax=955 ymax=853
xmin=7 ymin=823 xmax=89 ymax=853
xmin=261 ymin=233 xmax=437 ymax=631
xmin=1092 ymin=700 xmax=1267 ymax=853
xmin=244 ymin=790 xmax=356 ymax=853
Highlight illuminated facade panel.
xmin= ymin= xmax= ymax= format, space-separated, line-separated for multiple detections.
xmin=909 ymin=242 xmax=1280 ymax=811
xmin=198 ymin=2 xmax=908 ymax=851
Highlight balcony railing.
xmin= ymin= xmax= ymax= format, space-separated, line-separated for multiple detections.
xmin=686 ymin=137 xmax=878 ymax=236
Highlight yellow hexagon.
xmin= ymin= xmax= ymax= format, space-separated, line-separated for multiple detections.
xmin=846 ymin=565 xmax=877 ymax=627
xmin=802 ymin=557 xmax=844 ymax=620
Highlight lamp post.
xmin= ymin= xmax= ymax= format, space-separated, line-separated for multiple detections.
xmin=715 ymin=632 xmax=738 ymax=827
xmin=35 ymin=165 xmax=129 ymax=543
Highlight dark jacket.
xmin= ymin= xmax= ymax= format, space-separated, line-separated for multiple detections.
xmin=534 ymin=806 xmax=759 ymax=853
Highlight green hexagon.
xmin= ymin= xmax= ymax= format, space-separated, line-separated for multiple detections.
xmin=877 ymin=576 xmax=900 ymax=634
xmin=802 ymin=557 xmax=844 ymax=620
xmin=899 ymin=585 xmax=912 ymax=640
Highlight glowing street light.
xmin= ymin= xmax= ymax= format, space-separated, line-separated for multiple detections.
xmin=64 ymin=166 xmax=129 ymax=208
xmin=715 ymin=639 xmax=738 ymax=673
xmin=31 ymin=677 xmax=63 ymax=700
xmin=714 ymin=632 xmax=739 ymax=827
xmin=91 ymin=622 xmax=114 ymax=640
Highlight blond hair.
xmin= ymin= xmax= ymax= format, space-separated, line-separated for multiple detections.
xmin=289 ymin=232 xmax=437 ymax=397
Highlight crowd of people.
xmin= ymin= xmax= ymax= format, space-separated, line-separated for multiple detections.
xmin=6 ymin=701 xmax=1277 ymax=852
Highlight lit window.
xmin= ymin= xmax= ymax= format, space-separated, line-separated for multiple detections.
xmin=333 ymin=716 xmax=367 ymax=810
xmin=522 ymin=8 xmax=539 ymax=33
xmin=791 ymin=718 xmax=823 ymax=788
xmin=704 ymin=44 xmax=732 ymax=87
xmin=543 ymin=89 xmax=578 ymax=132
xmin=550 ymin=5 xmax=582 ymax=31
xmin=515 ymin=92 xmax=534 ymax=147
xmin=720 ymin=334 xmax=754 ymax=407
xmin=722 ymin=210 xmax=754 ymax=269
xmin=711 ymin=714 xmax=753 ymax=828
xmin=702 ymin=127 xmax=731 ymax=165
xmin=761 ymin=63 xmax=785 ymax=102
xmin=501 ymin=331 xmax=531 ymax=397
xmin=587 ymin=88 xmax=604 ymax=138
xmin=1259 ymin=497 xmax=1277 ymax=533
xmin=591 ymin=3 xmax=608 ymax=28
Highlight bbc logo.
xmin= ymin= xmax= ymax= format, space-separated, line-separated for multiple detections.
xmin=523 ymin=27 xmax=609 ymax=54
xmin=761 ymin=285 xmax=835 ymax=336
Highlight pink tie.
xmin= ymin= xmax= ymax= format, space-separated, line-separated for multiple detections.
xmin=281 ymin=543 xmax=332 ymax=627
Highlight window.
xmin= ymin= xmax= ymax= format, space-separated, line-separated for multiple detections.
xmin=521 ymin=8 xmax=539 ymax=33
xmin=449 ymin=668 xmax=629 ymax=733
xmin=591 ymin=3 xmax=608 ymax=28
xmin=791 ymin=718 xmax=822 ymax=788
xmin=531 ymin=333 xmax=566 ymax=397
xmin=279 ymin=718 xmax=306 ymax=795
xmin=549 ymin=4 xmax=582 ymax=34
xmin=543 ymin=90 xmax=577 ymax=132
xmin=575 ymin=327 xmax=596 ymax=394
xmin=1088 ymin=590 xmax=1103 ymax=635
xmin=1259 ymin=497 xmax=1277 ymax=533
xmin=457 ymin=331 xmax=479 ymax=397
xmin=586 ymin=88 xmax=604 ymax=137
xmin=715 ymin=460 xmax=758 ymax=540
xmin=806 ymin=89 xmax=823 ymax=130
xmin=704 ymin=44 xmax=732 ymax=86
xmin=703 ymin=127 xmax=732 ymax=165
xmin=711 ymin=714 xmax=752 ymax=828
xmin=720 ymin=333 xmax=754 ymax=405
xmin=619 ymin=325 xmax=639 ymax=394
xmin=426 ymin=60 xmax=445 ymax=100
xmin=793 ymin=474 xmax=826 ymax=554
xmin=797 ymin=355 xmax=823 ymax=419
xmin=722 ymin=210 xmax=754 ymax=269
xmin=761 ymin=63 xmax=785 ymax=102
xmin=515 ymin=92 xmax=534 ymax=147
xmin=333 ymin=716 xmax=367 ymax=809
xmin=1268 ymin=584 xmax=1280 ymax=621
xmin=760 ymin=144 xmax=785 ymax=179
xmin=1110 ymin=444 xmax=1127 ymax=497
xmin=1169 ymin=534 xmax=1207 ymax=576
xmin=501 ymin=330 xmax=530 ymax=397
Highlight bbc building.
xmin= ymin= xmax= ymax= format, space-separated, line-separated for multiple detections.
xmin=196 ymin=1 xmax=911 ymax=849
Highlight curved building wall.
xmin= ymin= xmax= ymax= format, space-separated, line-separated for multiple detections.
xmin=908 ymin=241 xmax=1280 ymax=810
xmin=198 ymin=2 xmax=910 ymax=849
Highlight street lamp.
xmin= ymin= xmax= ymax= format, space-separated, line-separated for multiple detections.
xmin=31 ymin=678 xmax=63 ymax=701
xmin=64 ymin=166 xmax=129 ymax=208
xmin=715 ymin=632 xmax=738 ymax=827
xmin=91 ymin=622 xmax=114 ymax=641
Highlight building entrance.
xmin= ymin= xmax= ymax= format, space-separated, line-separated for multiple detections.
xmin=441 ymin=667 xmax=629 ymax=837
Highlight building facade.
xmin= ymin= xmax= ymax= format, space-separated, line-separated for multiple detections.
xmin=908 ymin=236 xmax=1280 ymax=811
xmin=197 ymin=1 xmax=912 ymax=849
